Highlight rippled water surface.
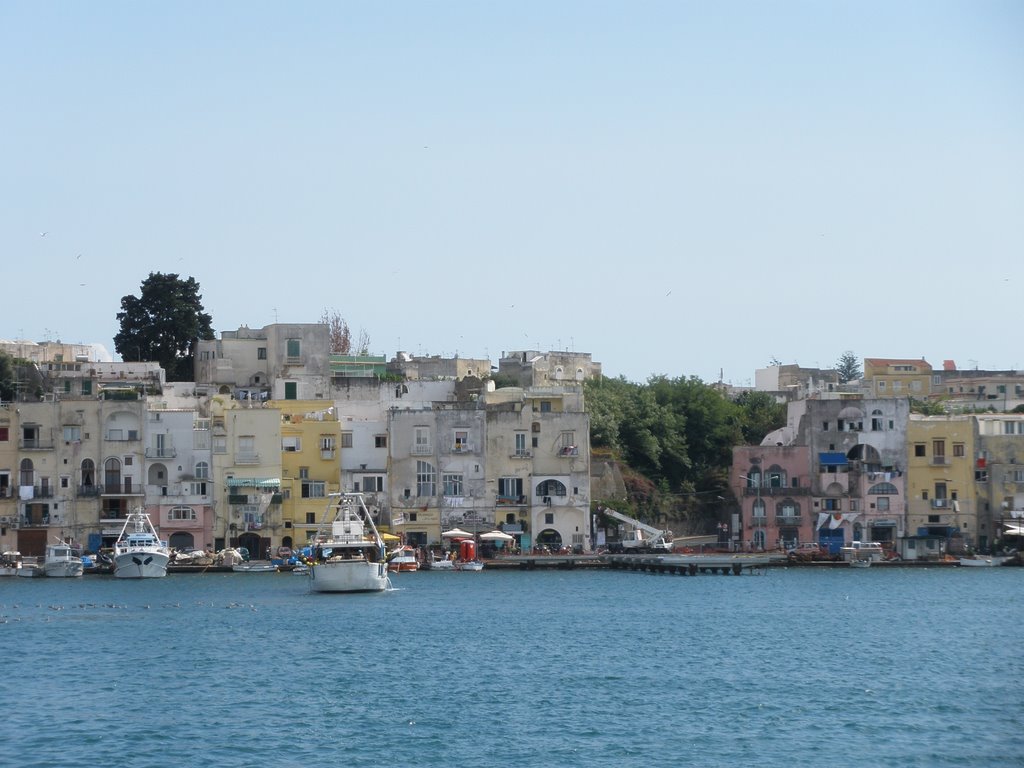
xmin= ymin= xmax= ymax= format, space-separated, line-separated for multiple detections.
xmin=2 ymin=566 xmax=1022 ymax=768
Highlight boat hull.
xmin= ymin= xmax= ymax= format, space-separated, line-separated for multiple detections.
xmin=114 ymin=551 xmax=170 ymax=578
xmin=43 ymin=561 xmax=84 ymax=578
xmin=308 ymin=560 xmax=390 ymax=593
xmin=959 ymin=557 xmax=1006 ymax=567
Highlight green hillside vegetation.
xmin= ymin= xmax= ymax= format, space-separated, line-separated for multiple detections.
xmin=584 ymin=376 xmax=786 ymax=536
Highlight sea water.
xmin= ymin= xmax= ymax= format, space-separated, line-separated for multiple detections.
xmin=1 ymin=567 xmax=1022 ymax=768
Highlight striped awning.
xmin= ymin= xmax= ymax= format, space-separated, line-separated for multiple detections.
xmin=226 ymin=477 xmax=280 ymax=489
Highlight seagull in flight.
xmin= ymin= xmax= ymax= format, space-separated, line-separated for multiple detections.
xmin=40 ymin=231 xmax=47 ymax=237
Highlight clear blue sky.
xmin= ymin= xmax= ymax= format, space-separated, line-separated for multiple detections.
xmin=3 ymin=1 xmax=1021 ymax=383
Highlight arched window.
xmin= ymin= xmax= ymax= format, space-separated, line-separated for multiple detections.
xmin=169 ymin=506 xmax=197 ymax=521
xmin=81 ymin=458 xmax=95 ymax=487
xmin=536 ymin=479 xmax=567 ymax=497
xmin=766 ymin=465 xmax=787 ymax=487
xmin=20 ymin=458 xmax=34 ymax=487
xmin=195 ymin=461 xmax=209 ymax=480
xmin=777 ymin=500 xmax=799 ymax=519
xmin=868 ymin=482 xmax=898 ymax=495
xmin=746 ymin=470 xmax=761 ymax=488
xmin=752 ymin=498 xmax=766 ymax=518
xmin=104 ymin=457 xmax=122 ymax=492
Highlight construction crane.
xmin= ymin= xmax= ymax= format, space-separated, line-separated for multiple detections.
xmin=600 ymin=507 xmax=673 ymax=554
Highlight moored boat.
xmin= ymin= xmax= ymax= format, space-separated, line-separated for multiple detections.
xmin=232 ymin=562 xmax=279 ymax=573
xmin=849 ymin=557 xmax=871 ymax=568
xmin=0 ymin=551 xmax=23 ymax=576
xmin=958 ymin=556 xmax=1008 ymax=567
xmin=458 ymin=559 xmax=485 ymax=572
xmin=43 ymin=539 xmax=84 ymax=578
xmin=307 ymin=493 xmax=391 ymax=593
xmin=387 ymin=546 xmax=420 ymax=573
xmin=113 ymin=508 xmax=170 ymax=579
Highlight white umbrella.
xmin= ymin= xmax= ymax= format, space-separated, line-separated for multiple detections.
xmin=442 ymin=528 xmax=473 ymax=539
xmin=479 ymin=530 xmax=515 ymax=541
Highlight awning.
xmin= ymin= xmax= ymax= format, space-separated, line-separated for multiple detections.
xmin=819 ymin=452 xmax=848 ymax=466
xmin=1003 ymin=524 xmax=1024 ymax=536
xmin=226 ymin=477 xmax=280 ymax=489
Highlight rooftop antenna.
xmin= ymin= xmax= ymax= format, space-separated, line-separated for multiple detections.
xmin=272 ymin=307 xmax=278 ymax=323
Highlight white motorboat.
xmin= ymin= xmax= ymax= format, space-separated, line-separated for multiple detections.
xmin=232 ymin=562 xmax=279 ymax=573
xmin=958 ymin=556 xmax=1007 ymax=567
xmin=849 ymin=557 xmax=871 ymax=568
xmin=16 ymin=557 xmax=42 ymax=578
xmin=43 ymin=539 xmax=84 ymax=578
xmin=458 ymin=559 xmax=485 ymax=572
xmin=113 ymin=509 xmax=170 ymax=579
xmin=307 ymin=493 xmax=391 ymax=593
xmin=423 ymin=552 xmax=455 ymax=571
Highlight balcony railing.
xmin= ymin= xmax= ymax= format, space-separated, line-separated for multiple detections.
xmin=77 ymin=484 xmax=101 ymax=497
xmin=496 ymin=495 xmax=528 ymax=506
xmin=19 ymin=439 xmax=55 ymax=450
xmin=103 ymin=481 xmax=143 ymax=495
xmin=775 ymin=515 xmax=802 ymax=526
xmin=511 ymin=450 xmax=532 ymax=459
xmin=145 ymin=447 xmax=177 ymax=458
xmin=558 ymin=446 xmax=579 ymax=457
xmin=32 ymin=486 xmax=54 ymax=499
xmin=742 ymin=486 xmax=810 ymax=496
xmin=931 ymin=456 xmax=948 ymax=466
xmin=412 ymin=444 xmax=433 ymax=456
xmin=234 ymin=452 xmax=260 ymax=465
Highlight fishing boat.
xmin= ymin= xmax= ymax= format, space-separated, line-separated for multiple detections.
xmin=42 ymin=539 xmax=84 ymax=578
xmin=458 ymin=559 xmax=485 ymax=572
xmin=422 ymin=552 xmax=455 ymax=571
xmin=16 ymin=556 xmax=42 ymax=578
xmin=387 ymin=546 xmax=420 ymax=573
xmin=307 ymin=493 xmax=391 ymax=593
xmin=849 ymin=557 xmax=871 ymax=568
xmin=113 ymin=508 xmax=170 ymax=579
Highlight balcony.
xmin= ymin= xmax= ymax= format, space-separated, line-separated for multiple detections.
xmin=145 ymin=447 xmax=177 ymax=458
xmin=19 ymin=439 xmax=55 ymax=450
xmin=557 ymin=446 xmax=579 ymax=457
xmin=229 ymin=494 xmax=250 ymax=505
xmin=511 ymin=450 xmax=532 ymax=459
xmin=32 ymin=486 xmax=55 ymax=499
xmin=412 ymin=444 xmax=433 ymax=456
xmin=452 ymin=445 xmax=473 ymax=454
xmin=496 ymin=495 xmax=528 ymax=506
xmin=102 ymin=481 xmax=143 ymax=496
xmin=320 ymin=449 xmax=335 ymax=460
xmin=77 ymin=484 xmax=101 ymax=497
xmin=931 ymin=456 xmax=948 ymax=466
xmin=742 ymin=486 xmax=811 ymax=496
xmin=234 ymin=452 xmax=260 ymax=465
xmin=775 ymin=515 xmax=802 ymax=526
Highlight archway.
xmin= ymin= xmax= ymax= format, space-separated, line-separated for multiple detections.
xmin=238 ymin=531 xmax=264 ymax=560
xmin=169 ymin=532 xmax=195 ymax=551
xmin=535 ymin=528 xmax=562 ymax=552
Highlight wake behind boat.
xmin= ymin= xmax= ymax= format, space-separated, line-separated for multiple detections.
xmin=307 ymin=493 xmax=390 ymax=593
xmin=113 ymin=509 xmax=170 ymax=579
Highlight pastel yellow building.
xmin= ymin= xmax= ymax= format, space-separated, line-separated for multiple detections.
xmin=905 ymin=415 xmax=977 ymax=555
xmin=272 ymin=400 xmax=341 ymax=552
xmin=864 ymin=358 xmax=934 ymax=400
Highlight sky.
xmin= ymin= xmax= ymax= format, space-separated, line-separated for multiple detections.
xmin=2 ymin=1 xmax=1022 ymax=385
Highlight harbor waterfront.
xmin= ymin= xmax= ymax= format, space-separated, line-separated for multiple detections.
xmin=2 ymin=567 xmax=1022 ymax=768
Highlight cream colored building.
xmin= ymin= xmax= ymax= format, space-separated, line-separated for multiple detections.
xmin=973 ymin=414 xmax=1024 ymax=552
xmin=210 ymin=395 xmax=283 ymax=557
xmin=863 ymin=358 xmax=933 ymax=400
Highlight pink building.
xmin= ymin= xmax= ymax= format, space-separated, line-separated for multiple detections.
xmin=731 ymin=445 xmax=812 ymax=551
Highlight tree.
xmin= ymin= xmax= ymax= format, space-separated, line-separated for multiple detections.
xmin=115 ymin=273 xmax=214 ymax=381
xmin=321 ymin=309 xmax=372 ymax=355
xmin=835 ymin=351 xmax=862 ymax=383
xmin=0 ymin=351 xmax=15 ymax=401
xmin=734 ymin=390 xmax=787 ymax=445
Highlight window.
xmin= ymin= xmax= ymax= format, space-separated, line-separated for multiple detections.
xmin=213 ymin=436 xmax=227 ymax=454
xmin=871 ymin=410 xmax=884 ymax=431
xmin=282 ymin=436 xmax=302 ymax=452
xmin=363 ymin=476 xmax=383 ymax=492
xmin=81 ymin=380 xmax=92 ymax=395
xmin=238 ymin=435 xmax=256 ymax=460
xmin=914 ymin=444 xmax=926 ymax=457
xmin=195 ymin=461 xmax=209 ymax=479
xmin=752 ymin=498 xmax=766 ymax=518
xmin=301 ymin=480 xmax=326 ymax=498
xmin=515 ymin=432 xmax=528 ymax=456
xmin=63 ymin=380 xmax=71 ymax=393
xmin=498 ymin=477 xmax=523 ymax=500
xmin=779 ymin=501 xmax=797 ymax=518
xmin=540 ymin=401 xmax=552 ymax=413
xmin=537 ymin=479 xmax=567 ymax=497
xmin=545 ymin=512 xmax=554 ymax=525
xmin=375 ymin=434 xmax=387 ymax=449
xmin=286 ymin=338 xmax=301 ymax=357
xmin=416 ymin=460 xmax=436 ymax=497
xmin=257 ymin=347 xmax=267 ymax=360
xmin=169 ymin=506 xmax=197 ymax=521
xmin=81 ymin=459 xmax=95 ymax=486
xmin=822 ymin=422 xmax=829 ymax=431
xmin=823 ymin=498 xmax=841 ymax=511
xmin=953 ymin=444 xmax=965 ymax=457
xmin=932 ymin=440 xmax=945 ymax=457
xmin=341 ymin=432 xmax=353 ymax=448
xmin=284 ymin=382 xmax=297 ymax=400
xmin=191 ymin=481 xmax=208 ymax=495
xmin=868 ymin=482 xmax=898 ymax=495
xmin=299 ymin=467 xmax=309 ymax=479
xmin=877 ymin=380 xmax=886 ymax=390
xmin=453 ymin=430 xmax=469 ymax=452
xmin=876 ymin=497 xmax=890 ymax=511
xmin=414 ymin=427 xmax=431 ymax=454
xmin=0 ymin=427 xmax=7 ymax=442
xmin=321 ymin=436 xmax=336 ymax=457
xmin=63 ymin=426 xmax=81 ymax=442
xmin=1013 ymin=470 xmax=1024 ymax=483
xmin=442 ymin=473 xmax=464 ymax=496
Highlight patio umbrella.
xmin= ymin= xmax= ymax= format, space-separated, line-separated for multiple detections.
xmin=442 ymin=528 xmax=473 ymax=539
xmin=479 ymin=530 xmax=515 ymax=541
